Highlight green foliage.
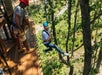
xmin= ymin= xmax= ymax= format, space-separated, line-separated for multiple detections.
xmin=43 ymin=58 xmax=63 ymax=75
xmin=28 ymin=0 xmax=102 ymax=75
xmin=27 ymin=4 xmax=45 ymax=23
xmin=36 ymin=31 xmax=68 ymax=75
xmin=94 ymin=68 xmax=100 ymax=74
xmin=89 ymin=68 xmax=96 ymax=75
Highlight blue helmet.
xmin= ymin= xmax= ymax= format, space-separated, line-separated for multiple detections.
xmin=43 ymin=22 xmax=48 ymax=27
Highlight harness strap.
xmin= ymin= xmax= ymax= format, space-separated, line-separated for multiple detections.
xmin=42 ymin=30 xmax=50 ymax=42
xmin=43 ymin=30 xmax=49 ymax=35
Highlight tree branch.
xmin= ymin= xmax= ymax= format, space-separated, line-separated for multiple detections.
xmin=90 ymin=12 xmax=102 ymax=24
xmin=59 ymin=54 xmax=68 ymax=65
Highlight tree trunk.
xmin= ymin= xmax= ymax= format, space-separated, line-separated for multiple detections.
xmin=69 ymin=66 xmax=74 ymax=75
xmin=49 ymin=0 xmax=57 ymax=45
xmin=79 ymin=0 xmax=92 ymax=75
xmin=44 ymin=0 xmax=48 ymax=22
xmin=66 ymin=0 xmax=72 ymax=60
xmin=66 ymin=0 xmax=74 ymax=75
xmin=3 ymin=25 xmax=10 ymax=39
xmin=71 ymin=1 xmax=79 ymax=56
xmin=3 ymin=0 xmax=13 ymax=16
xmin=1 ymin=0 xmax=13 ymax=39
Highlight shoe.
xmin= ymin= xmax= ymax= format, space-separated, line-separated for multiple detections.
xmin=43 ymin=50 xmax=47 ymax=53
xmin=64 ymin=53 xmax=69 ymax=56
xmin=43 ymin=50 xmax=49 ymax=53
xmin=43 ymin=48 xmax=52 ymax=53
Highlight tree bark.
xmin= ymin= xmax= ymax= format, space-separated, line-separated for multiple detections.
xmin=66 ymin=0 xmax=74 ymax=75
xmin=49 ymin=0 xmax=57 ymax=45
xmin=66 ymin=0 xmax=72 ymax=61
xmin=1 ymin=0 xmax=14 ymax=39
xmin=3 ymin=25 xmax=10 ymax=39
xmin=71 ymin=1 xmax=79 ymax=56
xmin=44 ymin=0 xmax=48 ymax=22
xmin=79 ymin=0 xmax=92 ymax=75
xmin=69 ymin=65 xmax=74 ymax=75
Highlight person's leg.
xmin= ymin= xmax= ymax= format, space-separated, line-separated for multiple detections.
xmin=20 ymin=34 xmax=30 ymax=51
xmin=12 ymin=27 xmax=22 ymax=50
xmin=44 ymin=44 xmax=52 ymax=52
xmin=44 ymin=48 xmax=52 ymax=52
xmin=44 ymin=43 xmax=69 ymax=56
xmin=16 ymin=36 xmax=22 ymax=49
xmin=47 ymin=43 xmax=64 ymax=54
xmin=23 ymin=40 xmax=30 ymax=51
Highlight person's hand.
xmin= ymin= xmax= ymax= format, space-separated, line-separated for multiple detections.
xmin=47 ymin=32 xmax=53 ymax=41
xmin=24 ymin=17 xmax=29 ymax=25
xmin=50 ymin=32 xmax=53 ymax=37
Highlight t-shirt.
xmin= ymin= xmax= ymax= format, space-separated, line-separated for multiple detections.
xmin=42 ymin=29 xmax=50 ymax=44
xmin=13 ymin=5 xmax=25 ymax=26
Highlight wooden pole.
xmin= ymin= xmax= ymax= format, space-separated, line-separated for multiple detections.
xmin=1 ymin=0 xmax=14 ymax=39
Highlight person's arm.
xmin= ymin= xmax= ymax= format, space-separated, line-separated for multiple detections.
xmin=15 ymin=14 xmax=23 ymax=31
xmin=23 ymin=10 xmax=30 ymax=27
xmin=46 ymin=35 xmax=52 ymax=42
xmin=48 ymin=32 xmax=53 ymax=41
xmin=23 ymin=16 xmax=29 ymax=25
xmin=43 ymin=32 xmax=53 ymax=42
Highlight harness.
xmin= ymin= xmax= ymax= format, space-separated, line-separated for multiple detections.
xmin=42 ymin=30 xmax=50 ymax=42
xmin=43 ymin=30 xmax=49 ymax=35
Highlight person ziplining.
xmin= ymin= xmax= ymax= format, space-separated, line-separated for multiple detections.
xmin=42 ymin=22 xmax=69 ymax=56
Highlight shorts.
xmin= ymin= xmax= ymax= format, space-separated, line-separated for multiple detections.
xmin=19 ymin=33 xmax=26 ymax=42
xmin=10 ymin=25 xmax=26 ymax=42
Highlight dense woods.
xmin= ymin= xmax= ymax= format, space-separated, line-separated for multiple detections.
xmin=34 ymin=0 xmax=102 ymax=75
xmin=0 ymin=0 xmax=102 ymax=75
